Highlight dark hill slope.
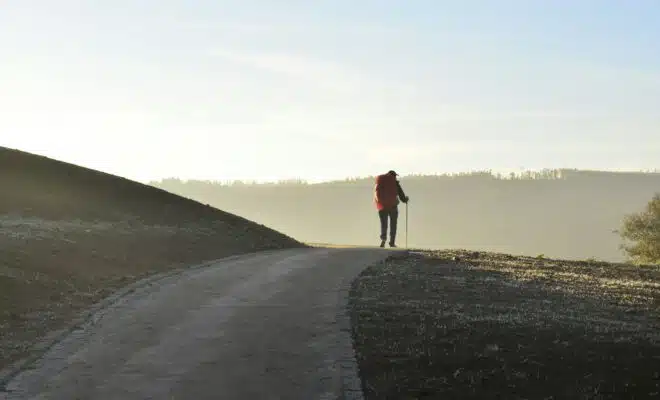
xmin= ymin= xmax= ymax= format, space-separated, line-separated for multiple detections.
xmin=0 ymin=146 xmax=304 ymax=372
xmin=2 ymin=146 xmax=284 ymax=226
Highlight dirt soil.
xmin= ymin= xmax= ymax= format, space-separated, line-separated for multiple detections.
xmin=349 ymin=249 xmax=660 ymax=399
xmin=0 ymin=147 xmax=304 ymax=372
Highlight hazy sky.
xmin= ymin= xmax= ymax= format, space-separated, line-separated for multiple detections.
xmin=2 ymin=1 xmax=659 ymax=183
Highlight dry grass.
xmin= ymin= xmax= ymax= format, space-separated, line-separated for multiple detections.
xmin=349 ymin=249 xmax=660 ymax=399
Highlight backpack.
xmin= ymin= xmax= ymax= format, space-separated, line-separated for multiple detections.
xmin=374 ymin=174 xmax=398 ymax=210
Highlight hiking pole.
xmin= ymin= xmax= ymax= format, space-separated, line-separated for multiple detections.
xmin=405 ymin=201 xmax=409 ymax=248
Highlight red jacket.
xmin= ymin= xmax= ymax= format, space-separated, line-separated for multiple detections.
xmin=374 ymin=173 xmax=399 ymax=210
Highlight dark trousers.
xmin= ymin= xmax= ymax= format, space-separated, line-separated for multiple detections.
xmin=378 ymin=207 xmax=399 ymax=243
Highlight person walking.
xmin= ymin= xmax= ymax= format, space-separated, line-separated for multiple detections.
xmin=373 ymin=170 xmax=409 ymax=247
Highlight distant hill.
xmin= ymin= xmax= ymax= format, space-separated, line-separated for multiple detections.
xmin=151 ymin=169 xmax=660 ymax=262
xmin=0 ymin=146 xmax=303 ymax=371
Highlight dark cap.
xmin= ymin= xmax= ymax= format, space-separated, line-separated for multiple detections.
xmin=387 ymin=170 xmax=398 ymax=176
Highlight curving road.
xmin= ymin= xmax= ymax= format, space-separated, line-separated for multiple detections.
xmin=2 ymin=247 xmax=394 ymax=400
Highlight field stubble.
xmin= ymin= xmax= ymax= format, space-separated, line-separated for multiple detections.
xmin=350 ymin=249 xmax=660 ymax=399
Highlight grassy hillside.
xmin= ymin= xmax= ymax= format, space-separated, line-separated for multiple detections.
xmin=350 ymin=250 xmax=660 ymax=399
xmin=0 ymin=146 xmax=304 ymax=372
xmin=152 ymin=170 xmax=660 ymax=262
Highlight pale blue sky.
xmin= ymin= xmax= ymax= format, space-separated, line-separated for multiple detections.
xmin=1 ymin=1 xmax=659 ymax=182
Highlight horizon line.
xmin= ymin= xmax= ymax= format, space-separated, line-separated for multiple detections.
xmin=146 ymin=167 xmax=660 ymax=185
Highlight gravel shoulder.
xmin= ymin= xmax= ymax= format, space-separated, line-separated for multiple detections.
xmin=349 ymin=249 xmax=660 ymax=399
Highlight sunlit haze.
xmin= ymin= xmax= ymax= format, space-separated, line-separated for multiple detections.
xmin=2 ymin=1 xmax=659 ymax=183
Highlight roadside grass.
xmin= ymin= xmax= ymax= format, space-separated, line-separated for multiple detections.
xmin=349 ymin=249 xmax=660 ymax=399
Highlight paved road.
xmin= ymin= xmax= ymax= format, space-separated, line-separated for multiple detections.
xmin=2 ymin=247 xmax=393 ymax=400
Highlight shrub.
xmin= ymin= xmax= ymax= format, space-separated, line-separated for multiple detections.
xmin=618 ymin=193 xmax=660 ymax=264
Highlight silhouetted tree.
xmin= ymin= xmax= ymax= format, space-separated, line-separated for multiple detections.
xmin=618 ymin=193 xmax=660 ymax=264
